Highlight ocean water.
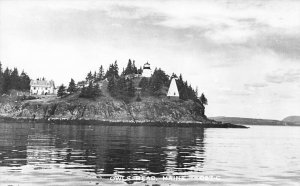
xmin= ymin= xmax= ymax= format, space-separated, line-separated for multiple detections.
xmin=0 ymin=123 xmax=299 ymax=186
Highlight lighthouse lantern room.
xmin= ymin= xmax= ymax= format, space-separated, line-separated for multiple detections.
xmin=142 ymin=62 xmax=152 ymax=78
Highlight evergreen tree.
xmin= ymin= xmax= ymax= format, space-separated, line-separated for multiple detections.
xmin=93 ymin=71 xmax=97 ymax=82
xmin=92 ymin=83 xmax=101 ymax=97
xmin=176 ymin=74 xmax=197 ymax=101
xmin=195 ymin=86 xmax=199 ymax=98
xmin=67 ymin=78 xmax=76 ymax=93
xmin=116 ymin=77 xmax=127 ymax=100
xmin=0 ymin=62 xmax=3 ymax=94
xmin=132 ymin=60 xmax=138 ymax=74
xmin=200 ymin=93 xmax=208 ymax=105
xmin=10 ymin=68 xmax=20 ymax=90
xmin=107 ymin=75 xmax=117 ymax=97
xmin=0 ymin=62 xmax=31 ymax=93
xmin=107 ymin=76 xmax=135 ymax=102
xmin=86 ymin=71 xmax=93 ymax=83
xmin=104 ymin=61 xmax=119 ymax=80
xmin=57 ymin=84 xmax=67 ymax=98
xmin=113 ymin=60 xmax=119 ymax=78
xmin=105 ymin=64 xmax=115 ymax=79
xmin=97 ymin=65 xmax=104 ymax=81
xmin=19 ymin=71 xmax=30 ymax=90
xmin=149 ymin=68 xmax=169 ymax=96
xmin=127 ymin=79 xmax=135 ymax=98
xmin=137 ymin=66 xmax=143 ymax=74
xmin=121 ymin=67 xmax=125 ymax=76
xmin=171 ymin=73 xmax=178 ymax=79
xmin=138 ymin=77 xmax=149 ymax=91
xmin=124 ymin=59 xmax=133 ymax=75
xmin=2 ymin=68 xmax=11 ymax=93
xmin=79 ymin=81 xmax=101 ymax=99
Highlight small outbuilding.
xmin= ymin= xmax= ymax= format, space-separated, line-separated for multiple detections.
xmin=167 ymin=78 xmax=179 ymax=99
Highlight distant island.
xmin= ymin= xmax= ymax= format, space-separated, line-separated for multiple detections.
xmin=282 ymin=116 xmax=300 ymax=125
xmin=0 ymin=60 xmax=246 ymax=128
xmin=210 ymin=116 xmax=300 ymax=126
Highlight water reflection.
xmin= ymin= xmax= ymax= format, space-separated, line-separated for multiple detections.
xmin=0 ymin=123 xmax=206 ymax=178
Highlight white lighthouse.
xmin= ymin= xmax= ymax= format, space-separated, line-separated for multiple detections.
xmin=167 ymin=78 xmax=179 ymax=98
xmin=142 ymin=62 xmax=152 ymax=78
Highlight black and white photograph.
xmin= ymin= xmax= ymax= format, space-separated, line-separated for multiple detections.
xmin=0 ymin=0 xmax=299 ymax=185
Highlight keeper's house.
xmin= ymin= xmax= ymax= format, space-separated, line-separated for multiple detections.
xmin=30 ymin=78 xmax=56 ymax=95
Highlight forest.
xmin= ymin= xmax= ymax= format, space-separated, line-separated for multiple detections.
xmin=60 ymin=59 xmax=207 ymax=105
xmin=0 ymin=62 xmax=31 ymax=94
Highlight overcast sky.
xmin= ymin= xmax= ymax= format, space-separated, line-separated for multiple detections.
xmin=1 ymin=0 xmax=300 ymax=120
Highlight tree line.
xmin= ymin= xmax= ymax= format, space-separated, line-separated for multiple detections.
xmin=138 ymin=68 xmax=169 ymax=96
xmin=58 ymin=59 xmax=207 ymax=105
xmin=0 ymin=62 xmax=31 ymax=94
xmin=58 ymin=59 xmax=143 ymax=101
xmin=105 ymin=60 xmax=136 ymax=102
xmin=138 ymin=70 xmax=207 ymax=104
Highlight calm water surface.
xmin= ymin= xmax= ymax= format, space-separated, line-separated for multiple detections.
xmin=0 ymin=123 xmax=299 ymax=186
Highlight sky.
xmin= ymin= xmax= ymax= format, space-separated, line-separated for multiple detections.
xmin=0 ymin=0 xmax=300 ymax=120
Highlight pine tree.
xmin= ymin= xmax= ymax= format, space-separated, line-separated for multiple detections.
xmin=2 ymin=68 xmax=11 ymax=93
xmin=171 ymin=73 xmax=178 ymax=79
xmin=116 ymin=77 xmax=127 ymax=96
xmin=113 ymin=60 xmax=119 ymax=78
xmin=0 ymin=62 xmax=3 ymax=94
xmin=105 ymin=64 xmax=115 ymax=79
xmin=97 ymin=65 xmax=104 ymax=81
xmin=67 ymin=78 xmax=76 ymax=93
xmin=57 ymin=84 xmax=67 ymax=98
xmin=200 ymin=93 xmax=208 ymax=105
xmin=124 ymin=59 xmax=133 ymax=75
xmin=92 ymin=83 xmax=101 ymax=97
xmin=107 ymin=75 xmax=117 ymax=97
xmin=138 ymin=77 xmax=149 ymax=91
xmin=137 ymin=66 xmax=143 ymax=74
xmin=132 ymin=60 xmax=138 ymax=74
xmin=10 ymin=68 xmax=20 ymax=90
xmin=86 ymin=71 xmax=93 ymax=83
xmin=127 ymin=79 xmax=135 ymax=98
xmin=19 ymin=71 xmax=30 ymax=90
xmin=81 ymin=81 xmax=93 ymax=98
xmin=149 ymin=68 xmax=169 ymax=96
xmin=93 ymin=71 xmax=97 ymax=82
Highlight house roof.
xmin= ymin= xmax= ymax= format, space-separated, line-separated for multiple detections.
xmin=30 ymin=79 xmax=55 ymax=87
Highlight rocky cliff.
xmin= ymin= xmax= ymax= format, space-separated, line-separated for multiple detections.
xmin=0 ymin=94 xmax=209 ymax=123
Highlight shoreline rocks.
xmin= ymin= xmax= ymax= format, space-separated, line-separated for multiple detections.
xmin=0 ymin=116 xmax=248 ymax=128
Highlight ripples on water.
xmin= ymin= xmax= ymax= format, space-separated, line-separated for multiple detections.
xmin=0 ymin=123 xmax=299 ymax=186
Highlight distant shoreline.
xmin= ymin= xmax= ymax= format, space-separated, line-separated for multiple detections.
xmin=0 ymin=116 xmax=248 ymax=128
xmin=210 ymin=116 xmax=300 ymax=126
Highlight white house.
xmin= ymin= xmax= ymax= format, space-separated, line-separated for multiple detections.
xmin=142 ymin=62 xmax=152 ymax=78
xmin=167 ymin=78 xmax=179 ymax=98
xmin=30 ymin=79 xmax=56 ymax=95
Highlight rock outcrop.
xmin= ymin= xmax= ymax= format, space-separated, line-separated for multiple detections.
xmin=0 ymin=95 xmax=207 ymax=123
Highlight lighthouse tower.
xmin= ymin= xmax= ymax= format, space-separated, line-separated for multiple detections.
xmin=167 ymin=78 xmax=179 ymax=98
xmin=142 ymin=62 xmax=152 ymax=78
